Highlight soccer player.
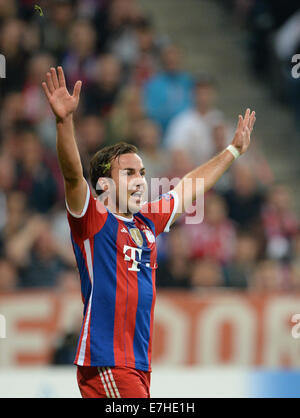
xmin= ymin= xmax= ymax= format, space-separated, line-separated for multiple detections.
xmin=42 ymin=67 xmax=256 ymax=398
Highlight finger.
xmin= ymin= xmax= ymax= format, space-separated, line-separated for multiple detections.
xmin=245 ymin=126 xmax=250 ymax=140
xmin=42 ymin=82 xmax=51 ymax=100
xmin=72 ymin=80 xmax=82 ymax=100
xmin=57 ymin=66 xmax=66 ymax=87
xmin=236 ymin=115 xmax=243 ymax=132
xmin=50 ymin=67 xmax=59 ymax=89
xmin=46 ymin=72 xmax=55 ymax=93
xmin=243 ymin=108 xmax=251 ymax=129
xmin=249 ymin=112 xmax=256 ymax=131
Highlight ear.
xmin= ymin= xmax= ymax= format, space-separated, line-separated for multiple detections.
xmin=96 ymin=177 xmax=110 ymax=194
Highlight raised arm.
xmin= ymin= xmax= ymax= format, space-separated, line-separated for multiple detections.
xmin=172 ymin=108 xmax=256 ymax=222
xmin=42 ymin=66 xmax=86 ymax=215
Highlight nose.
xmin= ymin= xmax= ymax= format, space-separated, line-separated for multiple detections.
xmin=129 ymin=175 xmax=146 ymax=192
xmin=135 ymin=172 xmax=146 ymax=184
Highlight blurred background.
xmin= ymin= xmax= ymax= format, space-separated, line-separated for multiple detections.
xmin=1 ymin=0 xmax=300 ymax=398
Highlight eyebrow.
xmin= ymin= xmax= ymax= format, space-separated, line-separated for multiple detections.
xmin=122 ymin=167 xmax=146 ymax=172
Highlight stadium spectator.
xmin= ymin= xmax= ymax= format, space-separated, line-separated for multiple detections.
xmin=165 ymin=149 xmax=194 ymax=182
xmin=183 ymin=193 xmax=236 ymax=265
xmin=0 ymin=92 xmax=26 ymax=134
xmin=76 ymin=114 xmax=107 ymax=178
xmin=261 ymin=184 xmax=299 ymax=261
xmin=0 ymin=19 xmax=29 ymax=97
xmin=39 ymin=0 xmax=76 ymax=62
xmin=15 ymin=130 xmax=60 ymax=213
xmin=51 ymin=329 xmax=79 ymax=365
xmin=223 ymin=231 xmax=261 ymax=288
xmin=0 ymin=191 xmax=29 ymax=258
xmin=5 ymin=216 xmax=70 ymax=288
xmin=0 ymin=0 xmax=17 ymax=19
xmin=62 ymin=19 xmax=98 ymax=89
xmin=289 ymin=262 xmax=300 ymax=291
xmin=164 ymin=75 xmax=223 ymax=166
xmin=0 ymin=156 xmax=17 ymax=244
xmin=104 ymin=0 xmax=144 ymax=68
xmin=190 ymin=258 xmax=224 ymax=288
xmin=291 ymin=232 xmax=300 ymax=265
xmin=0 ymin=258 xmax=18 ymax=292
xmin=134 ymin=119 xmax=169 ymax=197
xmin=22 ymin=53 xmax=57 ymax=148
xmin=156 ymin=225 xmax=192 ymax=288
xmin=273 ymin=10 xmax=300 ymax=132
xmin=130 ymin=17 xmax=164 ymax=85
xmin=221 ymin=163 xmax=265 ymax=230
xmin=143 ymin=44 xmax=194 ymax=133
xmin=83 ymin=53 xmax=122 ymax=117
xmin=107 ymin=84 xmax=145 ymax=143
xmin=56 ymin=269 xmax=80 ymax=294
xmin=220 ymin=1 xmax=300 ymax=134
xmin=249 ymin=259 xmax=285 ymax=292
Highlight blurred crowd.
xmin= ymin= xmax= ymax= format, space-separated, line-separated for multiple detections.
xmin=220 ymin=0 xmax=300 ymax=133
xmin=0 ymin=0 xmax=300 ymax=297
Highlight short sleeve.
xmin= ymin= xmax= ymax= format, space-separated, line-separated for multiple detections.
xmin=139 ymin=190 xmax=179 ymax=236
xmin=66 ymin=180 xmax=108 ymax=241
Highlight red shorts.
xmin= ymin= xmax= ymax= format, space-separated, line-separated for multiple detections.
xmin=77 ymin=366 xmax=151 ymax=398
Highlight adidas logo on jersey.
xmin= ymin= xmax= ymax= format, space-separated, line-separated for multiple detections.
xmin=121 ymin=228 xmax=128 ymax=233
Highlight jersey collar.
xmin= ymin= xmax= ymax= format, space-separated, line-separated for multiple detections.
xmin=112 ymin=213 xmax=134 ymax=222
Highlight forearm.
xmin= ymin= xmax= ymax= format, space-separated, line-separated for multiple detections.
xmin=186 ymin=147 xmax=235 ymax=195
xmin=56 ymin=115 xmax=83 ymax=184
xmin=174 ymin=148 xmax=235 ymax=214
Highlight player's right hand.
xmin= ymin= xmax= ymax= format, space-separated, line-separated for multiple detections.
xmin=42 ymin=67 xmax=82 ymax=121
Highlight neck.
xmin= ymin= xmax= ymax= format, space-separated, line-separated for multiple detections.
xmin=196 ymin=106 xmax=207 ymax=115
xmin=103 ymin=197 xmax=133 ymax=220
xmin=113 ymin=211 xmax=134 ymax=221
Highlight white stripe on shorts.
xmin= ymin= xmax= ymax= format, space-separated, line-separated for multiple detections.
xmin=97 ymin=367 xmax=110 ymax=398
xmin=101 ymin=367 xmax=115 ymax=398
xmin=106 ymin=367 xmax=121 ymax=398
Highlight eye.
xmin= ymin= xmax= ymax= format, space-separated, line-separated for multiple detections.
xmin=123 ymin=169 xmax=133 ymax=176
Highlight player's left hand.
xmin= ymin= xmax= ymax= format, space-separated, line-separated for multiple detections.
xmin=231 ymin=108 xmax=256 ymax=155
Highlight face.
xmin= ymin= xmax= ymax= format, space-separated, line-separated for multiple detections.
xmin=69 ymin=22 xmax=96 ymax=57
xmin=205 ymin=195 xmax=226 ymax=225
xmin=136 ymin=121 xmax=159 ymax=150
xmin=162 ymin=45 xmax=181 ymax=72
xmin=96 ymin=55 xmax=120 ymax=89
xmin=105 ymin=153 xmax=147 ymax=215
xmin=269 ymin=185 xmax=291 ymax=211
xmin=194 ymin=84 xmax=216 ymax=111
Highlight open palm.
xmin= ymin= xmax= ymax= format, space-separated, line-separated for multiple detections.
xmin=42 ymin=67 xmax=82 ymax=120
xmin=232 ymin=108 xmax=256 ymax=155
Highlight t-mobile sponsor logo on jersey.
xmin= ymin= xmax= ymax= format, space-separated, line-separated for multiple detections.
xmin=123 ymin=245 xmax=142 ymax=271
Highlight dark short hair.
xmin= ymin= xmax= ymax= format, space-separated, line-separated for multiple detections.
xmin=194 ymin=72 xmax=217 ymax=89
xmin=89 ymin=142 xmax=138 ymax=196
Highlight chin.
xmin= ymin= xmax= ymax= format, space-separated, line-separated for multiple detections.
xmin=128 ymin=199 xmax=143 ymax=214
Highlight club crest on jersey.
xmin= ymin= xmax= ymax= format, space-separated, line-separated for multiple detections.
xmin=129 ymin=228 xmax=143 ymax=247
xmin=145 ymin=229 xmax=155 ymax=243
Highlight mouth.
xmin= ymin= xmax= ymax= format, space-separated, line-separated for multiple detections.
xmin=129 ymin=190 xmax=144 ymax=204
xmin=131 ymin=191 xmax=143 ymax=198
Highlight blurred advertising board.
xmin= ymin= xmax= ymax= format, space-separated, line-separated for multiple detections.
xmin=0 ymin=290 xmax=300 ymax=368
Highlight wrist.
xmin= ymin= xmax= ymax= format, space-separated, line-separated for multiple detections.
xmin=226 ymin=144 xmax=240 ymax=160
xmin=56 ymin=114 xmax=73 ymax=125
